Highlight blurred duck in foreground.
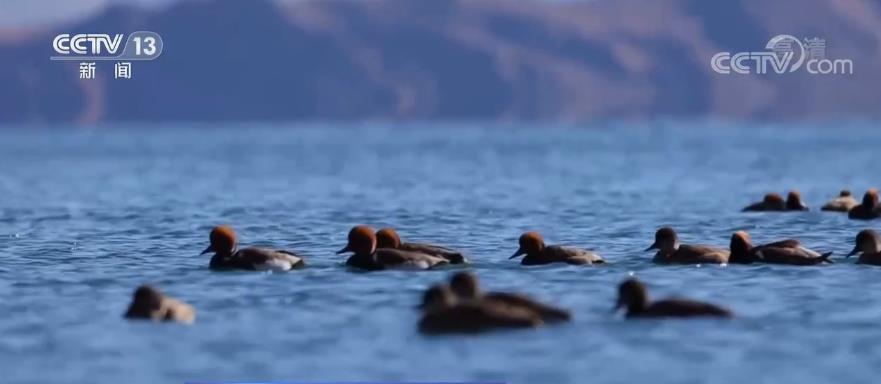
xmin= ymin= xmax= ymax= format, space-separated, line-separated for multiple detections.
xmin=418 ymin=284 xmax=542 ymax=334
xmin=728 ymin=231 xmax=832 ymax=265
xmin=848 ymin=229 xmax=881 ymax=265
xmin=742 ymin=191 xmax=807 ymax=211
xmin=848 ymin=189 xmax=881 ymax=220
xmin=376 ymin=227 xmax=467 ymax=264
xmin=338 ymin=225 xmax=448 ymax=271
xmin=646 ymin=227 xmax=728 ymax=264
xmin=509 ymin=231 xmax=604 ymax=265
xmin=613 ymin=278 xmax=732 ymax=318
xmin=821 ymin=190 xmax=858 ymax=212
xmin=124 ymin=285 xmax=195 ymax=324
xmin=201 ymin=226 xmax=305 ymax=271
xmin=449 ymin=271 xmax=570 ymax=323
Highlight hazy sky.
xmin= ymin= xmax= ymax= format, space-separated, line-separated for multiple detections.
xmin=1 ymin=0 xmax=178 ymax=28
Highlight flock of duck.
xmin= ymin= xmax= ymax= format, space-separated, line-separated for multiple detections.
xmin=125 ymin=188 xmax=881 ymax=333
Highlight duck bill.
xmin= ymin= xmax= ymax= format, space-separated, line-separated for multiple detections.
xmin=199 ymin=245 xmax=214 ymax=255
xmin=644 ymin=242 xmax=658 ymax=252
xmin=509 ymin=248 xmax=526 ymax=259
xmin=847 ymin=246 xmax=859 ymax=258
xmin=336 ymin=244 xmax=351 ymax=255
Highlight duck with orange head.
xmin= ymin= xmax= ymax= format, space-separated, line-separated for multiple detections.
xmin=509 ymin=231 xmax=604 ymax=266
xmin=375 ymin=227 xmax=467 ymax=264
xmin=338 ymin=225 xmax=448 ymax=271
xmin=201 ymin=225 xmax=305 ymax=271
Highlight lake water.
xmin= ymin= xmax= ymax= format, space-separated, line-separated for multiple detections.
xmin=1 ymin=121 xmax=880 ymax=384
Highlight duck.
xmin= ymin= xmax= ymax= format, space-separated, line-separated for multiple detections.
xmin=613 ymin=278 xmax=732 ymax=318
xmin=337 ymin=225 xmax=449 ymax=271
xmin=417 ymin=284 xmax=542 ymax=334
xmin=742 ymin=193 xmax=786 ymax=211
xmin=785 ymin=190 xmax=809 ymax=211
xmin=124 ymin=285 xmax=195 ymax=324
xmin=848 ymin=189 xmax=881 ymax=220
xmin=821 ymin=190 xmax=858 ymax=212
xmin=509 ymin=231 xmax=604 ymax=265
xmin=201 ymin=225 xmax=305 ymax=271
xmin=847 ymin=229 xmax=881 ymax=265
xmin=449 ymin=271 xmax=570 ymax=323
xmin=728 ymin=231 xmax=832 ymax=265
xmin=646 ymin=227 xmax=728 ymax=264
xmin=375 ymin=227 xmax=467 ymax=264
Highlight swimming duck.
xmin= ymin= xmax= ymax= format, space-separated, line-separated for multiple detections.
xmin=201 ymin=225 xmax=305 ymax=271
xmin=785 ymin=190 xmax=809 ymax=211
xmin=847 ymin=229 xmax=881 ymax=265
xmin=821 ymin=190 xmax=858 ymax=212
xmin=337 ymin=225 xmax=449 ymax=271
xmin=509 ymin=231 xmax=604 ymax=265
xmin=418 ymin=284 xmax=542 ymax=334
xmin=848 ymin=189 xmax=881 ymax=220
xmin=742 ymin=193 xmax=786 ymax=211
xmin=124 ymin=285 xmax=195 ymax=324
xmin=728 ymin=231 xmax=832 ymax=265
xmin=613 ymin=278 xmax=732 ymax=318
xmin=646 ymin=227 xmax=729 ymax=264
xmin=376 ymin=227 xmax=467 ymax=264
xmin=449 ymin=271 xmax=570 ymax=323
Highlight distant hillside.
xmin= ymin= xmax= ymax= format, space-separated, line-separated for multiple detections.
xmin=2 ymin=0 xmax=880 ymax=124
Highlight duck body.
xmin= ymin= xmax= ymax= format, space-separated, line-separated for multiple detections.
xmin=520 ymin=245 xmax=604 ymax=265
xmin=627 ymin=298 xmax=733 ymax=318
xmin=729 ymin=232 xmax=831 ymax=265
xmin=124 ymin=285 xmax=195 ymax=324
xmin=479 ymin=291 xmax=571 ymax=323
xmin=614 ymin=278 xmax=732 ymax=319
xmin=398 ymin=242 xmax=467 ymax=264
xmin=750 ymin=240 xmax=832 ymax=265
xmin=210 ymin=247 xmax=305 ymax=271
xmin=822 ymin=191 xmax=858 ymax=212
xmin=418 ymin=302 xmax=542 ymax=334
xmin=652 ymin=245 xmax=730 ymax=265
xmin=345 ymin=248 xmax=448 ymax=271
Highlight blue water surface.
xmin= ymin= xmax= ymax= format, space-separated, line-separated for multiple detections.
xmin=1 ymin=121 xmax=880 ymax=384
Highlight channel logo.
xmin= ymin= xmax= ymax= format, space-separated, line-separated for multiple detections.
xmin=50 ymin=31 xmax=163 ymax=61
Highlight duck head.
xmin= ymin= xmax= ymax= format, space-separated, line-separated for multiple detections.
xmin=613 ymin=278 xmax=649 ymax=314
xmin=848 ymin=229 xmax=881 ymax=257
xmin=786 ymin=190 xmax=807 ymax=210
xmin=124 ymin=285 xmax=163 ymax=318
xmin=337 ymin=225 xmax=377 ymax=255
xmin=419 ymin=284 xmax=456 ymax=311
xmin=376 ymin=227 xmax=402 ymax=249
xmin=646 ymin=227 xmax=678 ymax=252
xmin=201 ymin=225 xmax=236 ymax=256
xmin=510 ymin=231 xmax=544 ymax=259
xmin=729 ymin=231 xmax=754 ymax=263
xmin=449 ymin=271 xmax=480 ymax=299
xmin=863 ymin=188 xmax=879 ymax=208
xmin=839 ymin=190 xmax=852 ymax=197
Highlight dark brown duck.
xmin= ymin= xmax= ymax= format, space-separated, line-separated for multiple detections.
xmin=337 ymin=225 xmax=448 ymax=271
xmin=613 ymin=278 xmax=732 ymax=318
xmin=646 ymin=227 xmax=728 ymax=264
xmin=375 ymin=227 xmax=467 ymax=264
xmin=201 ymin=225 xmax=305 ymax=271
xmin=418 ymin=284 xmax=543 ymax=334
xmin=124 ymin=285 xmax=195 ymax=324
xmin=509 ymin=231 xmax=604 ymax=265
xmin=449 ymin=271 xmax=570 ymax=323
xmin=848 ymin=189 xmax=881 ymax=220
xmin=847 ymin=229 xmax=881 ymax=265
xmin=728 ymin=231 xmax=832 ymax=265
